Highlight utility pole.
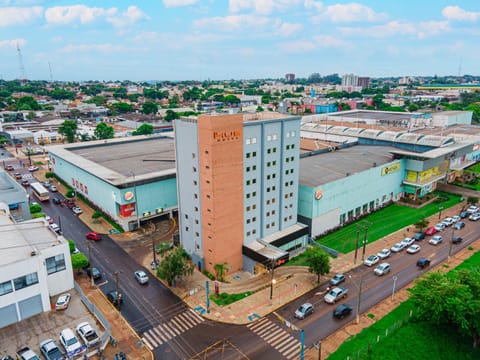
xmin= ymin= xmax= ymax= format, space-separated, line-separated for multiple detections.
xmin=361 ymin=222 xmax=369 ymax=261
xmin=87 ymin=241 xmax=93 ymax=287
xmin=269 ymin=257 xmax=276 ymax=305
xmin=130 ymin=171 xmax=141 ymax=230
xmin=354 ymin=227 xmax=360 ymax=264
xmin=114 ymin=271 xmax=121 ymax=310
xmin=448 ymin=226 xmax=455 ymax=259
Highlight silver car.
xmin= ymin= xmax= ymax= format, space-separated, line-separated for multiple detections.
xmin=134 ymin=270 xmax=149 ymax=284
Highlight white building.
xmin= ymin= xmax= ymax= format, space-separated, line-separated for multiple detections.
xmin=0 ymin=209 xmax=73 ymax=328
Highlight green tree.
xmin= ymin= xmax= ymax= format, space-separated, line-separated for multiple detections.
xmin=414 ymin=215 xmax=429 ymax=231
xmin=67 ymin=239 xmax=75 ymax=253
xmin=304 ymin=246 xmax=331 ymax=283
xmin=29 ymin=203 xmax=42 ymax=214
xmin=141 ymin=101 xmax=158 ymax=116
xmin=214 ymin=262 xmax=229 ymax=282
xmin=156 ymin=247 xmax=194 ymax=286
xmin=132 ymin=123 xmax=154 ymax=136
xmin=92 ymin=211 xmax=102 ymax=224
xmin=71 ymin=253 xmax=89 ymax=271
xmin=164 ymin=109 xmax=179 ymax=122
xmin=86 ymin=95 xmax=107 ymax=106
xmin=70 ymin=109 xmax=81 ymax=119
xmin=110 ymin=102 xmax=133 ymax=114
xmin=408 ymin=103 xmax=420 ymax=112
xmin=408 ymin=269 xmax=480 ymax=348
xmin=467 ymin=196 xmax=479 ymax=205
xmin=58 ymin=120 xmax=78 ymax=143
xmin=94 ymin=122 xmax=114 ymax=139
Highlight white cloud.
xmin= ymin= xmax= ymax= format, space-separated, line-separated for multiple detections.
xmin=229 ymin=0 xmax=302 ymax=15
xmin=275 ymin=22 xmax=303 ymax=37
xmin=45 ymin=5 xmax=117 ymax=25
xmin=163 ymin=0 xmax=199 ymax=8
xmin=230 ymin=48 xmax=255 ymax=56
xmin=0 ymin=38 xmax=26 ymax=48
xmin=339 ymin=20 xmax=450 ymax=39
xmin=304 ymin=0 xmax=323 ymax=12
xmin=107 ymin=6 xmax=148 ymax=29
xmin=60 ymin=43 xmax=137 ymax=53
xmin=0 ymin=6 xmax=42 ymax=26
xmin=312 ymin=35 xmax=346 ymax=47
xmin=442 ymin=6 xmax=480 ymax=22
xmin=322 ymin=3 xmax=387 ymax=23
xmin=278 ymin=35 xmax=346 ymax=52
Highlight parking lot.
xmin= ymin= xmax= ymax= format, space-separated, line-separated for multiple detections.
xmin=0 ymin=289 xmax=105 ymax=358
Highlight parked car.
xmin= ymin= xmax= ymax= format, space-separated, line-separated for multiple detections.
xmin=429 ymin=235 xmax=443 ymax=245
xmin=294 ymin=303 xmax=314 ymax=319
xmin=364 ymin=255 xmax=379 ymax=267
xmin=469 ymin=213 xmax=480 ymax=221
xmin=6 ymin=164 xmax=14 ymax=171
xmin=52 ymin=198 xmax=62 ymax=205
xmin=39 ymin=338 xmax=64 ymax=360
xmin=434 ymin=223 xmax=446 ymax=232
xmin=466 ymin=205 xmax=479 ymax=214
xmin=413 ymin=232 xmax=426 ymax=241
xmin=400 ymin=237 xmax=415 ymax=248
xmin=333 ymin=304 xmax=353 ymax=319
xmin=134 ymin=270 xmax=149 ymax=284
xmin=390 ymin=243 xmax=405 ymax=253
xmin=107 ymin=291 xmax=123 ymax=306
xmin=14 ymin=172 xmax=22 ymax=179
xmin=49 ymin=185 xmax=58 ymax=192
xmin=65 ymin=200 xmax=75 ymax=208
xmin=21 ymin=179 xmax=29 ymax=186
xmin=417 ymin=257 xmax=431 ymax=268
xmin=329 ymin=274 xmax=345 ymax=286
xmin=452 ymin=215 xmax=461 ymax=223
xmin=45 ymin=215 xmax=54 ymax=224
xmin=48 ymin=223 xmax=61 ymax=234
xmin=459 ymin=210 xmax=469 ymax=219
xmin=16 ymin=347 xmax=40 ymax=360
xmin=454 ymin=221 xmax=465 ymax=230
xmin=86 ymin=232 xmax=102 ymax=241
xmin=452 ymin=236 xmax=463 ymax=244
xmin=406 ymin=244 xmax=421 ymax=254
xmin=71 ymin=206 xmax=83 ymax=215
xmin=55 ymin=293 xmax=71 ymax=311
xmin=442 ymin=217 xmax=454 ymax=227
xmin=425 ymin=226 xmax=437 ymax=236
xmin=42 ymin=181 xmax=52 ymax=188
xmin=377 ymin=248 xmax=391 ymax=260
xmin=374 ymin=262 xmax=391 ymax=276
xmin=28 ymin=165 xmax=39 ymax=172
xmin=84 ymin=267 xmax=102 ymax=280
xmin=59 ymin=328 xmax=85 ymax=357
xmin=76 ymin=322 xmax=100 ymax=347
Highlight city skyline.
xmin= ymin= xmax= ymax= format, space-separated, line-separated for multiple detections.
xmin=0 ymin=0 xmax=479 ymax=81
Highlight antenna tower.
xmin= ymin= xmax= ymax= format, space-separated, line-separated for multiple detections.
xmin=48 ymin=61 xmax=53 ymax=82
xmin=16 ymin=42 xmax=26 ymax=82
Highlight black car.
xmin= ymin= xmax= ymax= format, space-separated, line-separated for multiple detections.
xmin=333 ymin=304 xmax=353 ymax=319
xmin=459 ymin=211 xmax=469 ymax=219
xmin=454 ymin=221 xmax=465 ymax=230
xmin=452 ymin=236 xmax=463 ymax=244
xmin=417 ymin=258 xmax=431 ymax=269
xmin=413 ymin=232 xmax=426 ymax=241
xmin=107 ymin=291 xmax=123 ymax=306
xmin=52 ymin=198 xmax=62 ymax=205
xmin=84 ymin=267 xmax=102 ymax=280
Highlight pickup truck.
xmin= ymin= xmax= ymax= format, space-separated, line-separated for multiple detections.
xmin=324 ymin=286 xmax=348 ymax=304
xmin=16 ymin=347 xmax=40 ymax=360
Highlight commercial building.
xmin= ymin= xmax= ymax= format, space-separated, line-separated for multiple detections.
xmin=0 ymin=169 xmax=30 ymax=222
xmin=48 ymin=136 xmax=177 ymax=231
xmin=175 ymin=114 xmax=309 ymax=274
xmin=0 ymin=209 xmax=73 ymax=328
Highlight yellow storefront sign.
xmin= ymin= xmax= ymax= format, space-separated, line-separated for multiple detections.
xmin=381 ymin=162 xmax=401 ymax=176
xmin=406 ymin=171 xmax=417 ymax=182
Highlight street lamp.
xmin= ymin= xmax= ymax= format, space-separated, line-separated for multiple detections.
xmin=129 ymin=171 xmax=141 ymax=230
xmin=438 ymin=206 xmax=444 ymax=220
xmin=349 ymin=274 xmax=364 ymax=324
xmin=392 ymin=276 xmax=398 ymax=300
xmin=269 ymin=257 xmax=276 ymax=305
xmin=448 ymin=226 xmax=455 ymax=259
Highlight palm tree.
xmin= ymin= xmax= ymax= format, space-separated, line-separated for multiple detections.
xmin=214 ymin=262 xmax=229 ymax=282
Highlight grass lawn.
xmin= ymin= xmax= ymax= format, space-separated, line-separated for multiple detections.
xmin=287 ymin=192 xmax=461 ymax=267
xmin=327 ymin=249 xmax=480 ymax=360
xmin=209 ymin=291 xmax=252 ymax=306
xmin=466 ymin=163 xmax=480 ymax=174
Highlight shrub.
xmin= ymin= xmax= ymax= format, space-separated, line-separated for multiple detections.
xmin=203 ymin=270 xmax=215 ymax=281
xmin=209 ymin=291 xmax=252 ymax=306
xmin=30 ymin=203 xmax=42 ymax=213
xmin=45 ymin=172 xmax=55 ymax=178
xmin=32 ymin=212 xmax=45 ymax=219
xmin=65 ymin=190 xmax=75 ymax=198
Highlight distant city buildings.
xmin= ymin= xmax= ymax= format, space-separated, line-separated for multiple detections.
xmin=285 ymin=73 xmax=296 ymax=82
xmin=341 ymin=74 xmax=370 ymax=91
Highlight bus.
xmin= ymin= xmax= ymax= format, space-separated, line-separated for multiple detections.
xmin=30 ymin=182 xmax=50 ymax=202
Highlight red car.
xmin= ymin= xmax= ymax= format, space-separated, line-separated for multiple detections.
xmin=86 ymin=232 xmax=102 ymax=241
xmin=425 ymin=226 xmax=437 ymax=236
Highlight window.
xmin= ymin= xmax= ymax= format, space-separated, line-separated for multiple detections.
xmin=186 ymin=226 xmax=189 ymax=231
xmin=195 ymin=219 xmax=199 ymax=224
xmin=0 ymin=280 xmax=13 ymax=296
xmin=267 ymin=148 xmax=271 ymax=154
xmin=206 ymin=194 xmax=211 ymax=199
xmin=286 ymin=145 xmax=290 ymax=150
xmin=247 ymin=231 xmax=251 ymax=236
xmin=195 ymin=232 xmax=199 ymax=237
xmin=253 ymin=151 xmax=257 ymax=157
xmin=267 ymin=175 xmax=271 ymax=180
xmin=46 ymin=254 xmax=66 ymax=275
xmin=246 ymin=138 xmax=251 ymax=145
xmin=291 ymin=144 xmax=295 ymax=149
xmin=267 ymin=162 xmax=271 ymax=167
xmin=272 ymin=161 xmax=277 ymax=166
xmin=196 ymin=243 xmax=200 ymax=249
xmin=205 ymin=165 xmax=210 ymax=169
xmin=185 ymin=214 xmax=189 ymax=219
xmin=273 ymin=148 xmax=277 ymax=153
xmin=194 ymin=207 xmax=198 ymax=212
xmin=266 ymin=199 xmax=270 ymax=205
xmin=252 ymin=179 xmax=256 ymax=184
xmin=206 ymin=180 xmax=210 ymax=184
xmin=286 ymin=132 xmax=290 ymax=138
xmin=246 ymin=153 xmax=251 ymax=158
xmin=14 ymin=272 xmax=38 ymax=290
xmin=272 ymin=173 xmax=276 ymax=179
xmin=272 ymin=210 xmax=275 ymax=215
xmin=289 ymin=181 xmax=293 ymax=185
xmin=290 ymin=156 xmax=294 ymax=161
xmin=193 ymin=166 xmax=197 ymax=172
xmin=291 ymin=131 xmax=296 ymax=137
xmin=290 ymin=192 xmax=293 ymax=197
xmin=272 ymin=198 xmax=276 ymax=204
xmin=267 ymin=187 xmax=270 ymax=193
xmin=286 ymin=158 xmax=289 ymax=163
xmin=252 ymin=217 xmax=257 ymax=222
xmin=246 ymin=206 xmax=251 ymax=211
xmin=246 ymin=193 xmax=251 ymax=199
xmin=252 ymin=229 xmax=257 ymax=234
xmin=289 ymin=215 xmax=293 ymax=220
xmin=205 ymin=150 xmax=209 ymax=154
xmin=252 ymin=165 xmax=257 ymax=171
xmin=266 ymin=224 xmax=270 ymax=229
xmin=252 ymin=137 xmax=257 ymax=144
xmin=285 ymin=182 xmax=288 ymax=187
xmin=267 ymin=135 xmax=272 ymax=141
xmin=271 ymin=222 xmax=276 ymax=227
xmin=193 ymin=180 xmax=197 ymax=186
xmin=194 ymin=193 xmax=198 ymax=199
xmin=246 ymin=180 xmax=251 ymax=186
xmin=247 ymin=219 xmax=251 ymax=224
xmin=192 ymin=153 xmax=196 ymax=159
xmin=266 ymin=211 xmax=270 ymax=216
xmin=246 ymin=166 xmax=250 ymax=172
xmin=272 ymin=134 xmax=278 ymax=140
xmin=252 ymin=204 xmax=257 ymax=210
xmin=252 ymin=191 xmax=257 ymax=197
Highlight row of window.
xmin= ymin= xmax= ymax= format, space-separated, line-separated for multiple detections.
xmin=285 ymin=156 xmax=295 ymax=163
xmin=46 ymin=254 xmax=66 ymax=275
xmin=246 ymin=179 xmax=257 ymax=186
xmin=0 ymin=272 xmax=39 ymax=296
xmin=246 ymin=229 xmax=257 ymax=236
xmin=286 ymin=144 xmax=296 ymax=150
xmin=246 ymin=152 xmax=257 ymax=159
xmin=285 ymin=180 xmax=294 ymax=187
xmin=284 ymin=215 xmax=294 ymax=221
xmin=246 ymin=165 xmax=257 ymax=172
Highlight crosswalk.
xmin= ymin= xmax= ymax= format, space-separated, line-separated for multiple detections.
xmin=247 ymin=318 xmax=301 ymax=360
xmin=141 ymin=309 xmax=205 ymax=350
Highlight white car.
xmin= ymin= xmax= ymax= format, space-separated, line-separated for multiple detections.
xmin=364 ymin=255 xmax=380 ymax=267
xmin=429 ymin=235 xmax=443 ymax=245
xmin=466 ymin=205 xmax=479 ymax=214
xmin=442 ymin=217 xmax=454 ymax=226
xmin=59 ymin=328 xmax=86 ymax=357
xmin=55 ymin=293 xmax=71 ymax=310
xmin=434 ymin=223 xmax=446 ymax=232
xmin=469 ymin=213 xmax=480 ymax=221
xmin=407 ymin=244 xmax=421 ymax=254
xmin=72 ymin=206 xmax=83 ymax=215
xmin=374 ymin=262 xmax=391 ymax=276
xmin=76 ymin=322 xmax=100 ymax=347
xmin=377 ymin=248 xmax=391 ymax=260
xmin=451 ymin=215 xmax=461 ymax=223
xmin=400 ymin=237 xmax=415 ymax=248
xmin=134 ymin=270 xmax=149 ymax=284
xmin=48 ymin=223 xmax=61 ymax=234
xmin=390 ymin=243 xmax=405 ymax=253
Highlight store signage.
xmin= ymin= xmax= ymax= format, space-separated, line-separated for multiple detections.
xmin=213 ymin=129 xmax=241 ymax=141
xmin=315 ymin=189 xmax=323 ymax=200
xmin=124 ymin=191 xmax=134 ymax=201
xmin=381 ymin=162 xmax=400 ymax=176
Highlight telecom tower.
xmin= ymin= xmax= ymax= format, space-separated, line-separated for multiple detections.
xmin=16 ymin=42 xmax=26 ymax=83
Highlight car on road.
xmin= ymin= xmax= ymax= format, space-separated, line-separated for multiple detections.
xmin=84 ymin=267 xmax=102 ymax=280
xmin=28 ymin=165 xmax=39 ymax=172
xmin=454 ymin=221 xmax=465 ymax=230
xmin=107 ymin=291 xmax=123 ymax=306
xmin=21 ymin=179 xmax=29 ymax=186
xmin=49 ymin=185 xmax=58 ymax=192
xmin=45 ymin=215 xmax=54 ymax=224
xmin=324 ymin=286 xmax=348 ymax=304
xmin=417 ymin=257 xmax=431 ymax=268
xmin=377 ymin=248 xmax=391 ymax=260
xmin=134 ymin=270 xmax=149 ymax=284
xmin=452 ymin=236 xmax=463 ymax=244
xmin=76 ymin=322 xmax=100 ymax=347
xmin=59 ymin=328 xmax=85 ymax=357
xmin=14 ymin=172 xmax=22 ymax=179
xmin=459 ymin=210 xmax=469 ymax=219
xmin=6 ymin=164 xmax=14 ymax=171
xmin=48 ymin=223 xmax=61 ymax=234
xmin=390 ymin=243 xmax=405 ymax=253
xmin=39 ymin=338 xmax=63 ymax=360
xmin=71 ymin=206 xmax=83 ymax=215
xmin=42 ymin=181 xmax=52 ymax=188
xmin=469 ymin=213 xmax=480 ymax=221
xmin=52 ymin=197 xmax=62 ymax=205
xmin=413 ymin=232 xmax=426 ymax=241
xmin=466 ymin=205 xmax=479 ymax=214
xmin=364 ymin=255 xmax=379 ymax=267
xmin=400 ymin=237 xmax=415 ymax=248
xmin=429 ymin=235 xmax=443 ymax=245
xmin=434 ymin=223 xmax=446 ymax=232
xmin=442 ymin=217 xmax=454 ymax=227
xmin=86 ymin=232 xmax=102 ymax=241
xmin=425 ymin=226 xmax=437 ymax=236
xmin=374 ymin=262 xmax=391 ymax=276
xmin=406 ymin=244 xmax=421 ymax=254
xmin=333 ymin=304 xmax=353 ymax=319
xmin=65 ymin=200 xmax=76 ymax=208
xmin=294 ymin=303 xmax=314 ymax=319
xmin=452 ymin=215 xmax=461 ymax=223
xmin=55 ymin=293 xmax=71 ymax=311
xmin=329 ymin=274 xmax=345 ymax=286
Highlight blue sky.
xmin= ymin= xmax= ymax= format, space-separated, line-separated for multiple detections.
xmin=0 ymin=0 xmax=479 ymax=81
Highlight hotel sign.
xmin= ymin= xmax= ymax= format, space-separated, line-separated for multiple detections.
xmin=213 ymin=129 xmax=241 ymax=141
xmin=381 ymin=162 xmax=400 ymax=176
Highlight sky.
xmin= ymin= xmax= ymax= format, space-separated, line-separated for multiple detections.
xmin=0 ymin=0 xmax=479 ymax=81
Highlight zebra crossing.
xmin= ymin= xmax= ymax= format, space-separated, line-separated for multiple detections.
xmin=141 ymin=309 xmax=205 ymax=350
xmin=247 ymin=318 xmax=301 ymax=360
